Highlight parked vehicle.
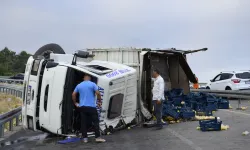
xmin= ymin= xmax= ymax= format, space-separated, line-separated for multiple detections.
xmin=9 ymin=73 xmax=24 ymax=80
xmin=205 ymin=71 xmax=250 ymax=90
xmin=87 ymin=47 xmax=207 ymax=119
xmin=22 ymin=43 xmax=137 ymax=136
xmin=7 ymin=73 xmax=24 ymax=84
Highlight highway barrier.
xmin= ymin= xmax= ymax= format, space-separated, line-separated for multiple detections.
xmin=0 ymin=78 xmax=23 ymax=85
xmin=0 ymin=84 xmax=23 ymax=98
xmin=0 ymin=84 xmax=23 ymax=138
xmin=191 ymin=89 xmax=250 ymax=99
xmin=0 ymin=107 xmax=22 ymax=138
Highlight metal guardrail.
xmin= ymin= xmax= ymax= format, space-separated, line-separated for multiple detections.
xmin=191 ymin=89 xmax=250 ymax=99
xmin=0 ymin=107 xmax=22 ymax=138
xmin=0 ymin=78 xmax=23 ymax=85
xmin=0 ymin=84 xmax=23 ymax=138
xmin=0 ymin=84 xmax=23 ymax=98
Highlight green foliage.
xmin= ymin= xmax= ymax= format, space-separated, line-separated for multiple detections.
xmin=0 ymin=47 xmax=31 ymax=75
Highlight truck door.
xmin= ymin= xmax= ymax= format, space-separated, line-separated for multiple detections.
xmin=22 ymin=56 xmax=34 ymax=128
xmin=25 ymin=58 xmax=42 ymax=131
xmin=138 ymin=51 xmax=153 ymax=119
xmin=39 ymin=67 xmax=55 ymax=130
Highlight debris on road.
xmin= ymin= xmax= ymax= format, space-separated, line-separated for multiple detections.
xmin=162 ymin=89 xmax=229 ymax=121
xmin=241 ymin=106 xmax=248 ymax=110
xmin=242 ymin=131 xmax=249 ymax=136
xmin=197 ymin=117 xmax=230 ymax=132
xmin=144 ymin=88 xmax=230 ymax=128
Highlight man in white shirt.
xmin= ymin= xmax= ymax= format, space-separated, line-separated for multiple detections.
xmin=152 ymin=69 xmax=165 ymax=130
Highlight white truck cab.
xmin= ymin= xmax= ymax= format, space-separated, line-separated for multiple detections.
xmin=22 ymin=44 xmax=137 ymax=136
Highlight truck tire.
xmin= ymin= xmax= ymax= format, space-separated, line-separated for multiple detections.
xmin=33 ymin=43 xmax=65 ymax=58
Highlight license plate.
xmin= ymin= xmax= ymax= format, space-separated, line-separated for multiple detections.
xmin=245 ymin=81 xmax=250 ymax=84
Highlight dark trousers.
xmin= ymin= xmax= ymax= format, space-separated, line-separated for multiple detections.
xmin=152 ymin=100 xmax=163 ymax=127
xmin=78 ymin=106 xmax=100 ymax=138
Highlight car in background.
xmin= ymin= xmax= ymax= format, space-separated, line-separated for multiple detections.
xmin=7 ymin=73 xmax=24 ymax=84
xmin=205 ymin=71 xmax=250 ymax=90
xmin=9 ymin=73 xmax=24 ymax=80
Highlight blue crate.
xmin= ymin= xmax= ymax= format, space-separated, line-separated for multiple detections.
xmin=163 ymin=105 xmax=180 ymax=119
xmin=181 ymin=111 xmax=195 ymax=119
xmin=206 ymin=103 xmax=218 ymax=111
xmin=206 ymin=97 xmax=218 ymax=103
xmin=199 ymin=118 xmax=222 ymax=131
xmin=172 ymin=96 xmax=184 ymax=105
xmin=218 ymin=102 xmax=229 ymax=109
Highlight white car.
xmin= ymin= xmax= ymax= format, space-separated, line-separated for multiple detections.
xmin=206 ymin=71 xmax=250 ymax=90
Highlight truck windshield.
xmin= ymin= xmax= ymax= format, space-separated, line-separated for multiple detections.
xmin=236 ymin=72 xmax=250 ymax=79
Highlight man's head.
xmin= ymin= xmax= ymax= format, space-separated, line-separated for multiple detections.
xmin=83 ymin=74 xmax=91 ymax=81
xmin=152 ymin=69 xmax=160 ymax=78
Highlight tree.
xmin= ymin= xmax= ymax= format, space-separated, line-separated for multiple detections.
xmin=0 ymin=47 xmax=31 ymax=75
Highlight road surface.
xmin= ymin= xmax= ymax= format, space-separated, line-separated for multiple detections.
xmin=1 ymin=100 xmax=250 ymax=150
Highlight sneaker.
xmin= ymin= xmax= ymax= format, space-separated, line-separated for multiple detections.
xmin=82 ymin=138 xmax=88 ymax=143
xmin=95 ymin=137 xmax=106 ymax=143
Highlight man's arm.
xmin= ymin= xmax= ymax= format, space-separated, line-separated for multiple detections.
xmin=93 ymin=84 xmax=101 ymax=100
xmin=93 ymin=83 xmax=102 ymax=107
xmin=72 ymin=85 xmax=79 ymax=107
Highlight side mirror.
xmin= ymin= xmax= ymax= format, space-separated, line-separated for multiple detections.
xmin=210 ymin=79 xmax=213 ymax=82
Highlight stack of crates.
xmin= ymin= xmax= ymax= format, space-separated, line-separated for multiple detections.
xmin=199 ymin=117 xmax=222 ymax=131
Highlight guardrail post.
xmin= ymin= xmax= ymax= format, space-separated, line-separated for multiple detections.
xmin=16 ymin=115 xmax=20 ymax=126
xmin=9 ymin=119 xmax=13 ymax=131
xmin=0 ymin=124 xmax=3 ymax=138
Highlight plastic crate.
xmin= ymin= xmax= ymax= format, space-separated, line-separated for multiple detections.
xmin=206 ymin=97 xmax=218 ymax=103
xmin=170 ymin=88 xmax=184 ymax=97
xmin=182 ymin=111 xmax=195 ymax=119
xmin=206 ymin=103 xmax=218 ymax=111
xmin=199 ymin=118 xmax=222 ymax=131
xmin=218 ymin=102 xmax=229 ymax=109
xmin=163 ymin=105 xmax=180 ymax=119
xmin=172 ymin=96 xmax=184 ymax=106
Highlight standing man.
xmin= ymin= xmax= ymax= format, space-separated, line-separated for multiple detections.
xmin=72 ymin=74 xmax=106 ymax=143
xmin=152 ymin=69 xmax=165 ymax=130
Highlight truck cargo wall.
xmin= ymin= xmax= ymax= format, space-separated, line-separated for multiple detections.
xmin=168 ymin=55 xmax=190 ymax=94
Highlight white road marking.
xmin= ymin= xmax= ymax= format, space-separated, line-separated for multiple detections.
xmin=221 ymin=109 xmax=250 ymax=116
xmin=167 ymin=128 xmax=203 ymax=150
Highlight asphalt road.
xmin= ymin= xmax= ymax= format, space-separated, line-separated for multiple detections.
xmin=2 ymin=100 xmax=250 ymax=150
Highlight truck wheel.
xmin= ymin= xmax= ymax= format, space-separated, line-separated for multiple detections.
xmin=33 ymin=43 xmax=65 ymax=58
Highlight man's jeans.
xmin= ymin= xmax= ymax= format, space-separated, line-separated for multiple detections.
xmin=152 ymin=100 xmax=163 ymax=127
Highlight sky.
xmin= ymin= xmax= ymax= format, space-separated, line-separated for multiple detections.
xmin=1 ymin=0 xmax=250 ymax=82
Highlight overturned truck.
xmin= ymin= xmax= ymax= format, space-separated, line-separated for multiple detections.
xmin=87 ymin=48 xmax=207 ymax=120
xmin=22 ymin=44 xmax=207 ymax=137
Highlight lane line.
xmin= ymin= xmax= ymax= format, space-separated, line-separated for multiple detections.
xmin=167 ymin=128 xmax=203 ymax=150
xmin=221 ymin=109 xmax=250 ymax=116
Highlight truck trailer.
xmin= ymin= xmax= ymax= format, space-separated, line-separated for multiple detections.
xmin=87 ymin=47 xmax=207 ymax=119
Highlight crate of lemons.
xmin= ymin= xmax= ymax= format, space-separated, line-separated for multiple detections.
xmin=0 ymin=93 xmax=22 ymax=132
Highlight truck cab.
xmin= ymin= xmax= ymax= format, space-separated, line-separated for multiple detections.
xmin=22 ymin=44 xmax=137 ymax=135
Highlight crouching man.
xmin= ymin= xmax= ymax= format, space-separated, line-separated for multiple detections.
xmin=152 ymin=69 xmax=165 ymax=130
xmin=72 ymin=74 xmax=106 ymax=143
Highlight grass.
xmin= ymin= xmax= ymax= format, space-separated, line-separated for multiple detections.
xmin=0 ymin=93 xmax=22 ymax=114
xmin=0 ymin=93 xmax=22 ymax=132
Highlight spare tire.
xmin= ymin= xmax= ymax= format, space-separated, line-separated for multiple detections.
xmin=33 ymin=43 xmax=65 ymax=58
